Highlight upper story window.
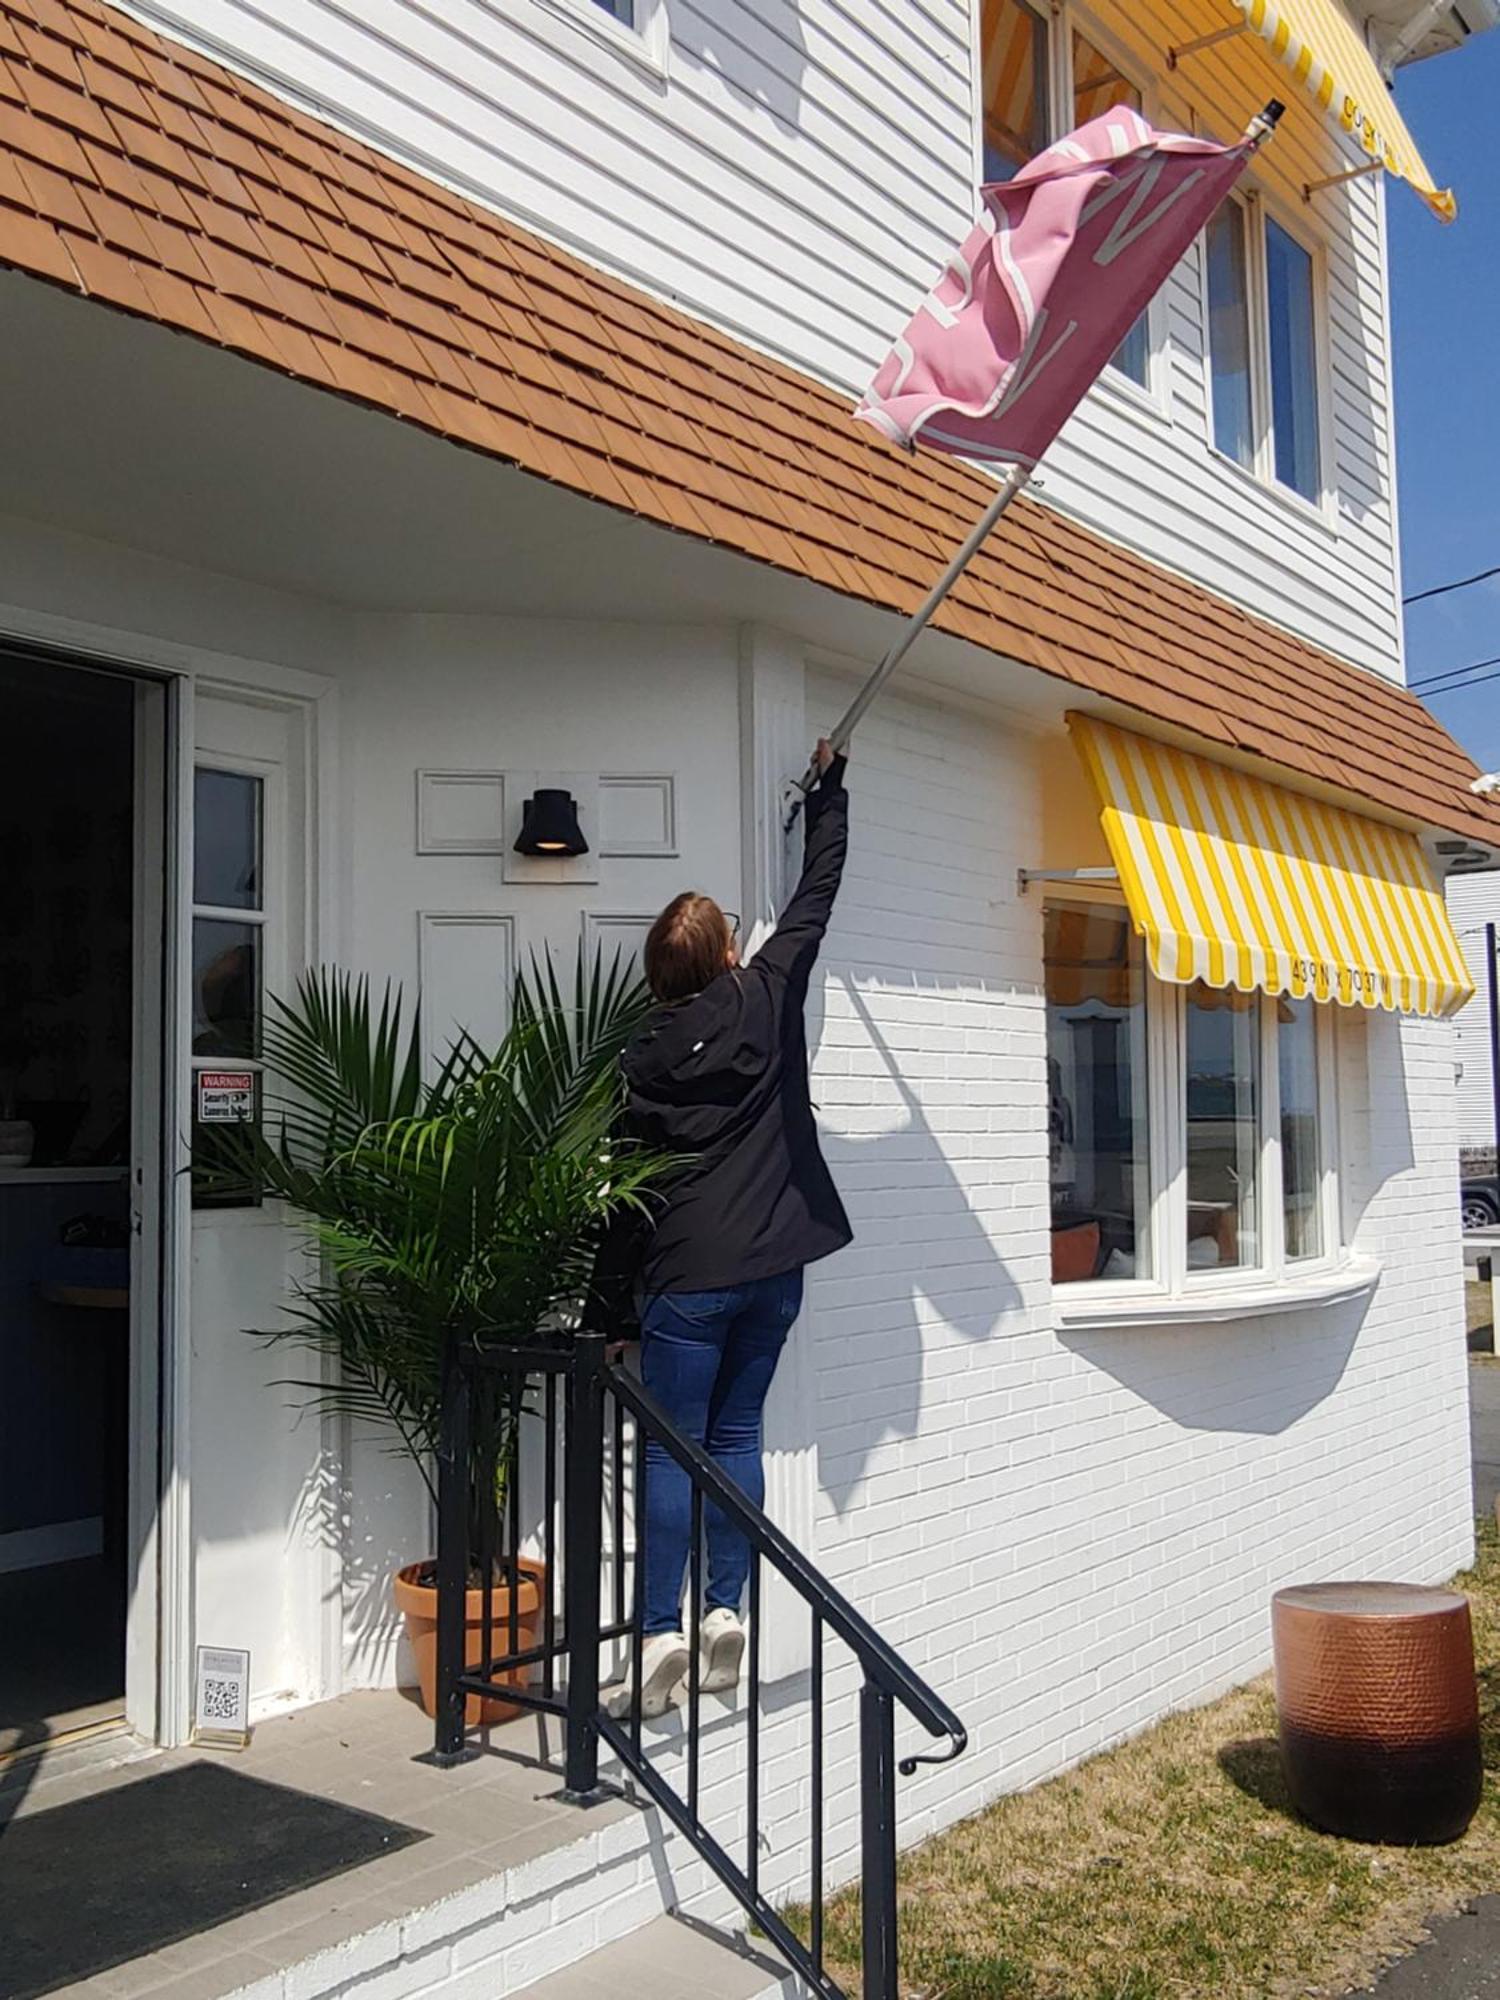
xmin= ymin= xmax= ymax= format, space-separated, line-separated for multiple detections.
xmin=1045 ymin=901 xmax=1342 ymax=1294
xmin=1206 ymin=197 xmax=1325 ymax=505
xmin=980 ymin=0 xmax=1051 ymax=184
xmin=536 ymin=0 xmax=668 ymax=73
xmin=1265 ymin=220 xmax=1321 ymax=500
xmin=979 ymin=3 xmax=1150 ymax=390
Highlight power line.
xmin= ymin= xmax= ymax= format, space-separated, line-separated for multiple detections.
xmin=1413 ymin=661 xmax=1500 ymax=702
xmin=1410 ymin=651 xmax=1500 ymax=695
xmin=1404 ymin=562 xmax=1500 ymax=607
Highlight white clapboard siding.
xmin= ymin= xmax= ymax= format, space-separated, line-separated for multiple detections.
xmin=120 ymin=0 xmax=1403 ymax=676
xmin=1447 ymin=874 xmax=1500 ymax=1151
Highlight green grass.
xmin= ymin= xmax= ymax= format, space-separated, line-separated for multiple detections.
xmin=800 ymin=1521 xmax=1500 ymax=2000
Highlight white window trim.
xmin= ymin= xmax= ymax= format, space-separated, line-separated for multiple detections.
xmin=1201 ymin=187 xmax=1335 ymax=522
xmin=533 ymin=0 xmax=669 ymax=79
xmin=1046 ymin=892 xmax=1355 ymax=1319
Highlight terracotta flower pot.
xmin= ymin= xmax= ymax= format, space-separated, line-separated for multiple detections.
xmin=1051 ymin=1219 xmax=1100 ymax=1284
xmin=393 ymin=1557 xmax=546 ymax=1728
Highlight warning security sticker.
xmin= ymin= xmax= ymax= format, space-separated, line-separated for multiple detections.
xmin=197 ymin=1070 xmax=256 ymax=1123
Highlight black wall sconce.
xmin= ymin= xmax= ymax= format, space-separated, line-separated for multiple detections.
xmin=514 ymin=788 xmax=589 ymax=857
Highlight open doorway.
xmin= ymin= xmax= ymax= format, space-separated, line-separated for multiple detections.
xmin=0 ymin=648 xmax=163 ymax=1756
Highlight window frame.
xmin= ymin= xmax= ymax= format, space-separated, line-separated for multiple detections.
xmin=190 ymin=753 xmax=279 ymax=1209
xmin=533 ymin=0 xmax=670 ymax=77
xmin=1043 ymin=888 xmax=1345 ymax=1309
xmin=1200 ymin=188 xmax=1333 ymax=519
xmin=972 ymin=2 xmax=1168 ymax=416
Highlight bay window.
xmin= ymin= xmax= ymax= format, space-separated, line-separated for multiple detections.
xmin=1045 ymin=905 xmax=1152 ymax=1283
xmin=1278 ymin=997 xmax=1324 ymax=1262
xmin=1046 ymin=903 xmax=1340 ymax=1293
xmin=1206 ymin=198 xmax=1326 ymax=505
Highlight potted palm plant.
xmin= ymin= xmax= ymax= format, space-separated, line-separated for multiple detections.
xmin=197 ymin=947 xmax=667 ymax=1722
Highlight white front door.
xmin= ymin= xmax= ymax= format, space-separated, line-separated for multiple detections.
xmin=178 ymin=686 xmax=336 ymax=1736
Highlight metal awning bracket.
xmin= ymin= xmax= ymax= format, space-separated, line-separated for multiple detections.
xmin=1017 ymin=866 xmax=1120 ymax=894
xmin=1303 ymin=158 xmax=1384 ymax=201
xmin=1167 ymin=20 xmax=1248 ymax=68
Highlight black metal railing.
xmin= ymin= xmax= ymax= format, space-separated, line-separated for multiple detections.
xmin=431 ymin=1331 xmax=966 ymax=2000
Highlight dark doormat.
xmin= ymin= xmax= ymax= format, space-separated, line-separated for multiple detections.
xmin=0 ymin=1759 xmax=428 ymax=1998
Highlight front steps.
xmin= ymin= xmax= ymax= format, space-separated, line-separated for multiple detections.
xmin=506 ymin=1915 xmax=802 ymax=1999
xmin=13 ymin=1694 xmax=702 ymax=2000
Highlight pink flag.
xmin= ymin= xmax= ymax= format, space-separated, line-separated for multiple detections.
xmin=857 ymin=106 xmax=1265 ymax=468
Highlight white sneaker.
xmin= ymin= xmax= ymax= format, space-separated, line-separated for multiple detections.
xmin=603 ymin=1631 xmax=690 ymax=1719
xmin=698 ymin=1608 xmax=746 ymax=1695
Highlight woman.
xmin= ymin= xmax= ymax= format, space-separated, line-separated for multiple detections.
xmin=593 ymin=740 xmax=852 ymax=1714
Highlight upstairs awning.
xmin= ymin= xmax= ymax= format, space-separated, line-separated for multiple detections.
xmin=1237 ymin=0 xmax=1457 ymax=219
xmin=1071 ymin=716 xmax=1475 ymax=1018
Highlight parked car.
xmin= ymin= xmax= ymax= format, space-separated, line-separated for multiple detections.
xmin=1462 ymin=1176 xmax=1500 ymax=1232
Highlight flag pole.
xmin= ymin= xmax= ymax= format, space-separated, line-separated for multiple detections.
xmin=785 ymin=460 xmax=1031 ymax=821
xmin=785 ymin=99 xmax=1284 ymax=827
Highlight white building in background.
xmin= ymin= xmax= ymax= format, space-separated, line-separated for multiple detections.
xmin=1448 ymin=872 xmax=1499 ymax=1157
xmin=0 ymin=0 xmax=1498 ymax=1991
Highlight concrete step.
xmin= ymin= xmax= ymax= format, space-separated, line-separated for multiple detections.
xmin=23 ymin=1693 xmax=682 ymax=2000
xmin=505 ymin=1915 xmax=804 ymax=1999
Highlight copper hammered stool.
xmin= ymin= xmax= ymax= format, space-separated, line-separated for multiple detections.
xmin=1271 ymin=1582 xmax=1482 ymax=1845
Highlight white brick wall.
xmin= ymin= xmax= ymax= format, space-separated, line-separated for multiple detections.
xmin=670 ymin=673 xmax=1477 ymax=1909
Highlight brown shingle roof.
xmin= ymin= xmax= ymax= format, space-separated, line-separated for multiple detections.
xmin=0 ymin=0 xmax=1495 ymax=847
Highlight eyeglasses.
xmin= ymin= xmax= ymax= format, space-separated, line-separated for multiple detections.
xmin=723 ymin=911 xmax=741 ymax=942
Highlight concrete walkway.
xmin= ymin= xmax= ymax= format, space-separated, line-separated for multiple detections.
xmin=1359 ymin=1897 xmax=1500 ymax=1995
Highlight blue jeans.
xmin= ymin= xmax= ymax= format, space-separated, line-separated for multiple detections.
xmin=639 ymin=1270 xmax=805 ymax=1635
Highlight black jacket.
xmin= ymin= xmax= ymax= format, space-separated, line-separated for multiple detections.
xmin=590 ymin=758 xmax=853 ymax=1319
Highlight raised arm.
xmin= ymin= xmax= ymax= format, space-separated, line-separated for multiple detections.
xmin=750 ymin=747 xmax=849 ymax=991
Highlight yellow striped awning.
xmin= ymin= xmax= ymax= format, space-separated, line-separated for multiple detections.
xmin=1070 ymin=717 xmax=1476 ymax=1019
xmin=1238 ymin=0 xmax=1456 ymax=221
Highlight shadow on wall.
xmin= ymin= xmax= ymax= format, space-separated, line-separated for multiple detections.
xmin=294 ymin=1427 xmax=423 ymax=1694
xmin=1341 ymin=1007 xmax=1415 ymax=1241
xmin=671 ymin=1 xmax=809 ymax=130
xmin=1057 ymin=1286 xmax=1372 ymax=1435
xmin=812 ymin=976 xmax=1026 ymax=1512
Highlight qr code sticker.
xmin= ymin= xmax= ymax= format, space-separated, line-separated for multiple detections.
xmin=201 ymin=1676 xmax=240 ymax=1723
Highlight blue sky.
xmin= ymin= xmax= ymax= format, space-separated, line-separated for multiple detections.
xmin=1390 ymin=32 xmax=1500 ymax=773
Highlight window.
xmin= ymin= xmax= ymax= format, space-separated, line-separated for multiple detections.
xmin=1184 ymin=985 xmax=1260 ymax=1271
xmin=1206 ymin=199 xmax=1324 ymax=504
xmin=535 ymin=0 xmax=667 ymax=71
xmin=192 ymin=766 xmax=265 ymax=1205
xmin=1069 ymin=28 xmax=1148 ymax=388
xmin=1044 ymin=903 xmax=1340 ymax=1290
xmin=1046 ymin=905 xmax=1152 ymax=1282
xmin=1278 ymin=996 xmax=1324 ymax=1261
xmin=1265 ymin=220 xmax=1321 ymax=500
xmin=979 ymin=6 xmax=1154 ymax=390
xmin=980 ymin=0 xmax=1051 ymax=184
xmin=1206 ymin=204 xmax=1254 ymax=468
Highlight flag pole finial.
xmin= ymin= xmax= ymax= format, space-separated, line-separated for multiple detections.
xmin=1246 ymin=100 xmax=1286 ymax=147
